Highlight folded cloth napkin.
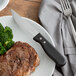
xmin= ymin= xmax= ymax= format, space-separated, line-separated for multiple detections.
xmin=39 ymin=0 xmax=76 ymax=76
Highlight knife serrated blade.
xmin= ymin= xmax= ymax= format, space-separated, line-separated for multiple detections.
xmin=11 ymin=9 xmax=39 ymax=37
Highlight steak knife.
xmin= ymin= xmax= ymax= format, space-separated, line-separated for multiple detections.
xmin=11 ymin=10 xmax=66 ymax=67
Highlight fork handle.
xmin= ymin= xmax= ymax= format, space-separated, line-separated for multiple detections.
xmin=68 ymin=17 xmax=76 ymax=43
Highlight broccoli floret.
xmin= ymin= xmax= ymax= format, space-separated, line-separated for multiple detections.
xmin=0 ymin=23 xmax=4 ymax=32
xmin=0 ymin=42 xmax=6 ymax=55
xmin=4 ymin=40 xmax=15 ymax=50
xmin=4 ymin=26 xmax=13 ymax=40
xmin=0 ymin=32 xmax=8 ymax=45
xmin=0 ymin=24 xmax=14 ymax=54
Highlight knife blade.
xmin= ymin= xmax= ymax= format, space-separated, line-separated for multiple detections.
xmin=11 ymin=9 xmax=66 ymax=67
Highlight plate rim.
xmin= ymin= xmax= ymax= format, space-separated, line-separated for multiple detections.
xmin=0 ymin=16 xmax=55 ymax=76
xmin=0 ymin=0 xmax=9 ymax=11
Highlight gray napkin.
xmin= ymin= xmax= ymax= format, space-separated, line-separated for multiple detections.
xmin=39 ymin=0 xmax=76 ymax=76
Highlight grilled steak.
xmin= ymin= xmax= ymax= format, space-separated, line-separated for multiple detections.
xmin=0 ymin=41 xmax=40 ymax=76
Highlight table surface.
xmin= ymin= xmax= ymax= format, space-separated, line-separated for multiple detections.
xmin=0 ymin=0 xmax=41 ymax=23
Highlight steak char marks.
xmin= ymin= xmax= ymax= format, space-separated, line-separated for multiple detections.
xmin=0 ymin=41 xmax=40 ymax=76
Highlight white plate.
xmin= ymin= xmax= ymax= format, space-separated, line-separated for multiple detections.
xmin=0 ymin=16 xmax=55 ymax=76
xmin=0 ymin=0 xmax=9 ymax=11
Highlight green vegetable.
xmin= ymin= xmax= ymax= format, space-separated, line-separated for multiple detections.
xmin=4 ymin=40 xmax=15 ymax=50
xmin=0 ymin=32 xmax=8 ymax=45
xmin=0 ymin=42 xmax=6 ymax=55
xmin=0 ymin=23 xmax=4 ymax=32
xmin=0 ymin=23 xmax=14 ymax=55
xmin=4 ymin=26 xmax=13 ymax=39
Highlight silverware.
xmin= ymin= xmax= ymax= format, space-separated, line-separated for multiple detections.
xmin=60 ymin=0 xmax=76 ymax=43
xmin=11 ymin=9 xmax=66 ymax=67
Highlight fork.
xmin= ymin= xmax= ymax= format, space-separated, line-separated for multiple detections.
xmin=60 ymin=0 xmax=76 ymax=44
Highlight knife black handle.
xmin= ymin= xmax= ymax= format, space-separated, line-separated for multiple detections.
xmin=33 ymin=33 xmax=66 ymax=67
